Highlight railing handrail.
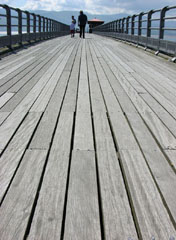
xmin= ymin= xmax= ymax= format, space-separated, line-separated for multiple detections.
xmin=0 ymin=4 xmax=69 ymax=49
xmin=93 ymin=5 xmax=176 ymax=56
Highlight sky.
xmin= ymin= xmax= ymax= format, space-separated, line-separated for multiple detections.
xmin=0 ymin=0 xmax=176 ymax=15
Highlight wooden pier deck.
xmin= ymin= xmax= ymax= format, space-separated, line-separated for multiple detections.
xmin=0 ymin=34 xmax=176 ymax=240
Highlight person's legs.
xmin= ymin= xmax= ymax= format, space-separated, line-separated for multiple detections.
xmin=80 ymin=25 xmax=83 ymax=38
xmin=83 ymin=25 xmax=85 ymax=38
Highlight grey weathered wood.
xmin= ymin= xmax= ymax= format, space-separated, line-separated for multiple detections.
xmin=0 ymin=93 xmax=14 ymax=108
xmin=74 ymin=112 xmax=94 ymax=151
xmin=8 ymin=112 xmax=42 ymax=150
xmin=74 ymin=40 xmax=94 ymax=151
xmin=0 ymin=149 xmax=48 ymax=240
xmin=29 ymin=151 xmax=70 ymax=240
xmin=0 ymin=43 xmax=73 ymax=150
xmin=30 ymin=44 xmax=75 ymax=113
xmin=0 ymin=112 xmax=10 ymax=125
xmin=0 ymin=57 xmax=34 ymax=80
xmin=29 ymin=71 xmax=70 ymax=149
xmin=28 ymin=112 xmax=74 ymax=239
xmin=93 ymin=113 xmax=138 ymax=239
xmin=64 ymin=150 xmax=101 ymax=240
xmin=86 ymin=42 xmax=106 ymax=113
xmin=62 ymin=42 xmax=82 ymax=112
xmin=164 ymin=150 xmax=176 ymax=170
xmin=0 ymin=149 xmax=24 ymax=202
xmin=119 ymin=149 xmax=176 ymax=239
xmin=29 ymin=42 xmax=79 ymax=149
xmin=97 ymin=40 xmax=176 ymax=151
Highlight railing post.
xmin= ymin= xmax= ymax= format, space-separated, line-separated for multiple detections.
xmin=46 ymin=18 xmax=48 ymax=38
xmin=43 ymin=17 xmax=45 ymax=39
xmin=122 ymin=18 xmax=125 ymax=33
xmin=32 ymin=13 xmax=36 ymax=41
xmin=138 ymin=12 xmax=143 ymax=36
xmin=159 ymin=6 xmax=168 ymax=39
xmin=38 ymin=15 xmax=41 ymax=39
xmin=118 ymin=19 xmax=121 ymax=33
xmin=126 ymin=16 xmax=130 ymax=34
xmin=4 ymin=5 xmax=12 ymax=48
xmin=25 ymin=11 xmax=30 ymax=42
xmin=49 ymin=19 xmax=52 ymax=37
xmin=131 ymin=15 xmax=135 ymax=35
xmin=16 ymin=8 xmax=22 ymax=45
xmin=147 ymin=10 xmax=153 ymax=37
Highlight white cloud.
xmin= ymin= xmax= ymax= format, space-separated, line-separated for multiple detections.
xmin=3 ymin=0 xmax=176 ymax=15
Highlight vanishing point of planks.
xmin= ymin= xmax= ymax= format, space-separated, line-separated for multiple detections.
xmin=0 ymin=34 xmax=176 ymax=240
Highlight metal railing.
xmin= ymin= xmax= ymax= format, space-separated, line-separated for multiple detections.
xmin=94 ymin=6 xmax=176 ymax=56
xmin=0 ymin=4 xmax=70 ymax=49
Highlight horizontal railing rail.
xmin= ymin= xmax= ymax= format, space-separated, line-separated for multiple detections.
xmin=0 ymin=4 xmax=70 ymax=49
xmin=93 ymin=6 xmax=176 ymax=56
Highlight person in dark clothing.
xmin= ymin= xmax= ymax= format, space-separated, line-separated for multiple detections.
xmin=78 ymin=10 xmax=87 ymax=38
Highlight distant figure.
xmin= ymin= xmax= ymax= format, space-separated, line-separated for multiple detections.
xmin=70 ymin=16 xmax=76 ymax=38
xmin=70 ymin=21 xmax=75 ymax=38
xmin=78 ymin=10 xmax=87 ymax=38
xmin=72 ymin=16 xmax=76 ymax=25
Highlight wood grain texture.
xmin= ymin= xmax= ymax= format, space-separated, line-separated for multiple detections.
xmin=0 ymin=148 xmax=24 ymax=202
xmin=119 ymin=149 xmax=176 ymax=239
xmin=0 ymin=150 xmax=48 ymax=240
xmin=64 ymin=150 xmax=101 ymax=240
xmin=0 ymin=112 xmax=10 ymax=125
xmin=29 ymin=151 xmax=70 ymax=240
xmin=74 ymin=112 xmax=94 ymax=151
xmin=0 ymin=93 xmax=14 ymax=108
xmin=93 ymin=113 xmax=138 ymax=239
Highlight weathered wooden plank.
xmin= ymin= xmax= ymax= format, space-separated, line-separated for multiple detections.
xmin=0 ymin=148 xmax=24 ymax=202
xmin=74 ymin=112 xmax=94 ymax=151
xmin=0 ymin=43 xmax=71 ymax=150
xmin=29 ymin=42 xmax=79 ymax=149
xmin=0 ymin=39 xmax=71 ymax=96
xmin=29 ymin=151 xmax=70 ymax=240
xmin=0 ymin=149 xmax=48 ymax=240
xmin=51 ymin=112 xmax=74 ymax=151
xmin=86 ymin=42 xmax=106 ymax=113
xmin=164 ymin=150 xmax=176 ymax=170
xmin=140 ymin=93 xmax=176 ymax=135
xmin=119 ymin=149 xmax=176 ymax=239
xmin=89 ymin=41 xmax=122 ymax=113
xmin=28 ymin=112 xmax=74 ymax=239
xmin=93 ymin=113 xmax=138 ymax=239
xmin=29 ymin=71 xmax=70 ymax=149
xmin=97 ymin=42 xmax=176 ymax=151
xmin=0 ymin=57 xmax=34 ymax=80
xmin=8 ymin=112 xmax=42 ymax=150
xmin=76 ymin=41 xmax=91 ymax=113
xmin=30 ymin=44 xmax=75 ymax=112
xmin=0 ymin=112 xmax=42 ymax=201
xmin=0 ymin=45 xmax=69 ymax=112
xmin=0 ymin=93 xmax=14 ymax=108
xmin=0 ymin=112 xmax=10 ymax=125
xmin=74 ymin=40 xmax=94 ymax=151
xmin=64 ymin=150 xmax=101 ymax=240
xmin=61 ymin=42 xmax=82 ymax=112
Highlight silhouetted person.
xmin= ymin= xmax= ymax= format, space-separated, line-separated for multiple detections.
xmin=78 ymin=10 xmax=87 ymax=38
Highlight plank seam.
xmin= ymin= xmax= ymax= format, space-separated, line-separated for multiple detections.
xmin=87 ymin=42 xmax=105 ymax=240
xmin=60 ymin=41 xmax=82 ymax=240
xmin=0 ymin=112 xmax=44 ymax=206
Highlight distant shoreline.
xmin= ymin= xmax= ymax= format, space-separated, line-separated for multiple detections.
xmin=0 ymin=31 xmax=176 ymax=42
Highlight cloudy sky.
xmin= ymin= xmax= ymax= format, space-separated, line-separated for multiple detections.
xmin=0 ymin=0 xmax=175 ymax=14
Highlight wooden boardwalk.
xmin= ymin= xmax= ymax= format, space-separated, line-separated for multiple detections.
xmin=0 ymin=34 xmax=176 ymax=240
